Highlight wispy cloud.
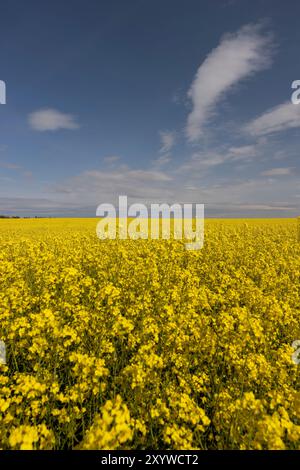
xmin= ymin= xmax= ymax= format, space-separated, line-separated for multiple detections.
xmin=103 ymin=155 xmax=121 ymax=169
xmin=50 ymin=167 xmax=173 ymax=208
xmin=186 ymin=23 xmax=273 ymax=142
xmin=0 ymin=160 xmax=33 ymax=180
xmin=28 ymin=108 xmax=80 ymax=131
xmin=244 ymin=101 xmax=300 ymax=136
xmin=159 ymin=131 xmax=176 ymax=153
xmin=2 ymin=165 xmax=299 ymax=217
xmin=152 ymin=154 xmax=172 ymax=167
xmin=103 ymin=155 xmax=120 ymax=164
xmin=0 ymin=197 xmax=87 ymax=215
xmin=228 ymin=145 xmax=258 ymax=159
xmin=0 ymin=161 xmax=22 ymax=170
xmin=261 ymin=167 xmax=293 ymax=176
xmin=178 ymin=143 xmax=260 ymax=175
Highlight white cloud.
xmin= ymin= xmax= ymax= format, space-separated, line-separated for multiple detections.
xmin=228 ymin=145 xmax=257 ymax=159
xmin=0 ymin=160 xmax=35 ymax=181
xmin=261 ymin=167 xmax=293 ymax=176
xmin=178 ymin=143 xmax=259 ymax=174
xmin=152 ymin=154 xmax=172 ymax=167
xmin=103 ymin=155 xmax=120 ymax=164
xmin=2 ymin=164 xmax=299 ymax=217
xmin=159 ymin=131 xmax=176 ymax=153
xmin=0 ymin=161 xmax=22 ymax=170
xmin=28 ymin=108 xmax=79 ymax=131
xmin=50 ymin=167 xmax=173 ymax=208
xmin=186 ymin=24 xmax=273 ymax=142
xmin=244 ymin=101 xmax=300 ymax=136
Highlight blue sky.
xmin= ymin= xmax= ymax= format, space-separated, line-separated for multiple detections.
xmin=0 ymin=0 xmax=299 ymax=216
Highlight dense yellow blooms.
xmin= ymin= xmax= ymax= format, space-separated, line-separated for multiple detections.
xmin=0 ymin=217 xmax=299 ymax=449
xmin=80 ymin=395 xmax=133 ymax=449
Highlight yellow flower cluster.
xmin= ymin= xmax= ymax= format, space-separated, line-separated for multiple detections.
xmin=80 ymin=395 xmax=133 ymax=449
xmin=0 ymin=217 xmax=299 ymax=449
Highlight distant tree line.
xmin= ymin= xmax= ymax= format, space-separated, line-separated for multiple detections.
xmin=0 ymin=215 xmax=45 ymax=219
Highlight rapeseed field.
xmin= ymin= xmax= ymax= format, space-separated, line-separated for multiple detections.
xmin=0 ymin=218 xmax=299 ymax=450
